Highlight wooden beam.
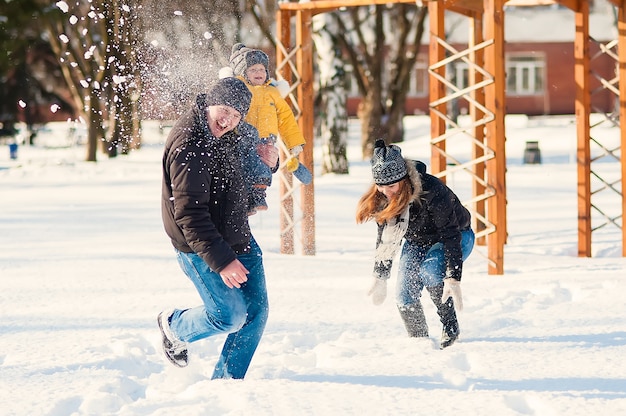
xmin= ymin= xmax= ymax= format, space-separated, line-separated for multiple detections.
xmin=280 ymin=0 xmax=417 ymax=14
xmin=296 ymin=9 xmax=316 ymax=255
xmin=469 ymin=13 xmax=487 ymax=246
xmin=429 ymin=0 xmax=448 ymax=176
xmin=574 ymin=1 xmax=591 ymax=257
xmin=619 ymin=2 xmax=626 ymax=256
xmin=276 ymin=9 xmax=295 ymax=255
xmin=279 ymin=0 xmax=485 ymax=20
xmin=443 ymin=0 xmax=483 ymax=14
xmin=484 ymin=0 xmax=507 ymax=275
xmin=277 ymin=0 xmax=485 ymax=17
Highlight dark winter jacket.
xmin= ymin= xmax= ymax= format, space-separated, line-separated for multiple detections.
xmin=374 ymin=160 xmax=471 ymax=281
xmin=161 ymin=95 xmax=251 ymax=273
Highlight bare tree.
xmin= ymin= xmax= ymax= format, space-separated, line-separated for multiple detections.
xmin=7 ymin=0 xmax=280 ymax=160
xmin=104 ymin=0 xmax=142 ymax=156
xmin=313 ymin=14 xmax=349 ymax=175
xmin=43 ymin=0 xmax=110 ymax=162
xmin=43 ymin=0 xmax=144 ymax=161
xmin=332 ymin=4 xmax=428 ymax=158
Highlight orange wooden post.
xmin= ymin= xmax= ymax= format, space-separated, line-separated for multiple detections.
xmin=429 ymin=1 xmax=447 ymax=175
xmin=618 ymin=2 xmax=626 ymax=257
xmin=296 ymin=9 xmax=316 ymax=255
xmin=483 ymin=0 xmax=507 ymax=274
xmin=617 ymin=0 xmax=626 ymax=257
xmin=276 ymin=9 xmax=295 ymax=255
xmin=574 ymin=1 xmax=592 ymax=257
xmin=469 ymin=12 xmax=487 ymax=246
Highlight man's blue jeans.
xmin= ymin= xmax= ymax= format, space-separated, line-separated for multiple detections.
xmin=396 ymin=229 xmax=475 ymax=306
xmin=169 ymin=237 xmax=269 ymax=379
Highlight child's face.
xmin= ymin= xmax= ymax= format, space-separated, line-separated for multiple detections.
xmin=246 ymin=63 xmax=267 ymax=86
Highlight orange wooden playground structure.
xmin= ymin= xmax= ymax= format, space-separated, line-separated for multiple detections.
xmin=274 ymin=0 xmax=625 ymax=275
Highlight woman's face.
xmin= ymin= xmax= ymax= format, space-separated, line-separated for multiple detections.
xmin=376 ymin=182 xmax=401 ymax=199
xmin=206 ymin=105 xmax=242 ymax=138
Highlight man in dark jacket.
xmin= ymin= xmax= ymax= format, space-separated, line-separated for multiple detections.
xmin=159 ymin=77 xmax=276 ymax=379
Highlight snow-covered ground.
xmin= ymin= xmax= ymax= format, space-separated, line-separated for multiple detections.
xmin=1 ymin=116 xmax=624 ymax=415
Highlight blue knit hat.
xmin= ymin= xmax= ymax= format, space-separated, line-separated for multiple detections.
xmin=371 ymin=139 xmax=408 ymax=185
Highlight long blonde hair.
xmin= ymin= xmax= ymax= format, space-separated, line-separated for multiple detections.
xmin=355 ymin=177 xmax=414 ymax=225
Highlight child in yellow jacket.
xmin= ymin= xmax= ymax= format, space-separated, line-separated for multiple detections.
xmin=221 ymin=43 xmax=311 ymax=213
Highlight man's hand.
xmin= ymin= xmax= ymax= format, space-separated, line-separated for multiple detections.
xmin=257 ymin=143 xmax=279 ymax=168
xmin=219 ymin=260 xmax=249 ymax=289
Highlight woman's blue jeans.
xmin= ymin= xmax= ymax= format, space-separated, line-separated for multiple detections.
xmin=169 ymin=236 xmax=269 ymax=379
xmin=396 ymin=229 xmax=475 ymax=306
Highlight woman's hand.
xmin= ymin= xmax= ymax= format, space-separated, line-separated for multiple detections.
xmin=367 ymin=278 xmax=387 ymax=305
xmin=441 ymin=278 xmax=463 ymax=311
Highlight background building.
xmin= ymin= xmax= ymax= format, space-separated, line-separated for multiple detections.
xmin=346 ymin=1 xmax=617 ymax=116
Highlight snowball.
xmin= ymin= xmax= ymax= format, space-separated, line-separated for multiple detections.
xmin=56 ymin=1 xmax=69 ymax=13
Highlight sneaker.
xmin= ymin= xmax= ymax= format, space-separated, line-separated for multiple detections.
xmin=157 ymin=310 xmax=188 ymax=367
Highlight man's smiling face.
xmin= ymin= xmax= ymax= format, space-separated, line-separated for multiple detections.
xmin=206 ymin=105 xmax=242 ymax=138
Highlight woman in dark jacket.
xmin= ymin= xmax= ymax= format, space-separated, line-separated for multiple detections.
xmin=356 ymin=139 xmax=475 ymax=349
xmin=159 ymin=77 xmax=273 ymax=379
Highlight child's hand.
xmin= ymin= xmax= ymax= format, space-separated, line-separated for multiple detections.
xmin=285 ymin=157 xmax=299 ymax=172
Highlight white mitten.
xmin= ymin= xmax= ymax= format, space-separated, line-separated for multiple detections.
xmin=218 ymin=67 xmax=234 ymax=79
xmin=289 ymin=145 xmax=303 ymax=157
xmin=441 ymin=278 xmax=463 ymax=311
xmin=367 ymin=278 xmax=387 ymax=305
xmin=274 ymin=79 xmax=291 ymax=98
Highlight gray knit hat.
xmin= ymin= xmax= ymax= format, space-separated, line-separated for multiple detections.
xmin=371 ymin=139 xmax=408 ymax=185
xmin=229 ymin=43 xmax=270 ymax=79
xmin=201 ymin=77 xmax=252 ymax=117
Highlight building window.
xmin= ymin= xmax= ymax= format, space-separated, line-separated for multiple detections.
xmin=506 ymin=55 xmax=545 ymax=95
xmin=410 ymin=59 xmax=429 ymax=96
xmin=346 ymin=67 xmax=359 ymax=97
xmin=450 ymin=62 xmax=469 ymax=91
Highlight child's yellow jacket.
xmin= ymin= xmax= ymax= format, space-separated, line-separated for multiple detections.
xmin=238 ymin=76 xmax=305 ymax=151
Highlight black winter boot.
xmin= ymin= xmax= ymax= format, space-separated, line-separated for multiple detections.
xmin=427 ymin=284 xmax=460 ymax=349
xmin=398 ymin=302 xmax=429 ymax=338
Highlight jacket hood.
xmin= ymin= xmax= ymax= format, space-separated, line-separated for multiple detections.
xmin=406 ymin=159 xmax=424 ymax=205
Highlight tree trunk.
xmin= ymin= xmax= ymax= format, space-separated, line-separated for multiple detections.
xmin=333 ymin=4 xmax=427 ymax=159
xmin=106 ymin=0 xmax=142 ymax=157
xmin=358 ymin=93 xmax=378 ymax=159
xmin=86 ymin=88 xmax=105 ymax=162
xmin=313 ymin=13 xmax=349 ymax=174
